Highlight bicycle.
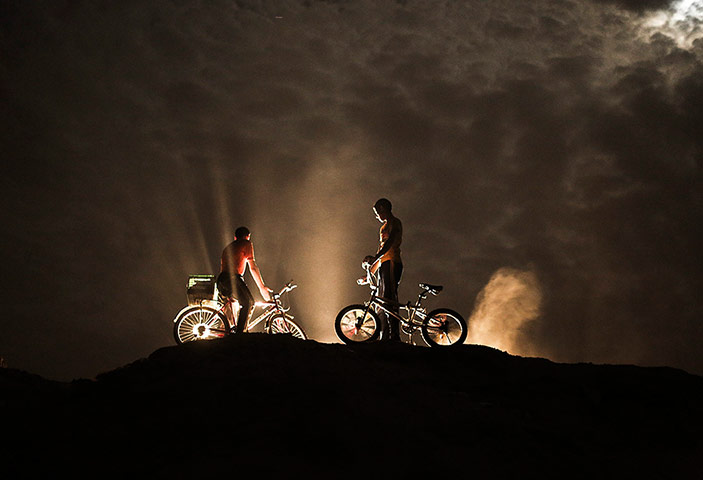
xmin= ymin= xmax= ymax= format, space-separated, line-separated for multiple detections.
xmin=173 ymin=275 xmax=306 ymax=344
xmin=334 ymin=264 xmax=467 ymax=347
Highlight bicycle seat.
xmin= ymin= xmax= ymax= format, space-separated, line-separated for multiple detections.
xmin=419 ymin=283 xmax=443 ymax=295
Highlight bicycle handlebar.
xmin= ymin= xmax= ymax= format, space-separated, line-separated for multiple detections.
xmin=357 ymin=264 xmax=378 ymax=289
xmin=254 ymin=281 xmax=297 ymax=309
xmin=272 ymin=281 xmax=297 ymax=299
xmin=356 ymin=264 xmax=442 ymax=299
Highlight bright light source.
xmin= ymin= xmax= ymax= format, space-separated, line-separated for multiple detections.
xmin=642 ymin=0 xmax=703 ymax=49
xmin=192 ymin=323 xmax=211 ymax=338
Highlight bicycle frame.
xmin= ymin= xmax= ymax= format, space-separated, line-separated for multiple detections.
xmin=358 ymin=264 xmax=430 ymax=334
xmin=205 ymin=282 xmax=297 ymax=335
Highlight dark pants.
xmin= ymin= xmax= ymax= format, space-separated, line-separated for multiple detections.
xmin=217 ymin=272 xmax=254 ymax=333
xmin=378 ymin=260 xmax=403 ymax=341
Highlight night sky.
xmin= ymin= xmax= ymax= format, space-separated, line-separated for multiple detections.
xmin=2 ymin=0 xmax=702 ymax=381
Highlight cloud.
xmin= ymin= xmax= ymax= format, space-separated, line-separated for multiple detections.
xmin=1 ymin=0 xmax=702 ymax=378
xmin=468 ymin=267 xmax=543 ymax=356
xmin=590 ymin=0 xmax=672 ymax=13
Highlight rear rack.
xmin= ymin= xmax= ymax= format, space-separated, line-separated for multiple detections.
xmin=187 ymin=274 xmax=216 ymax=305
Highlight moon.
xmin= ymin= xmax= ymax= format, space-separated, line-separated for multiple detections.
xmin=642 ymin=0 xmax=703 ymax=48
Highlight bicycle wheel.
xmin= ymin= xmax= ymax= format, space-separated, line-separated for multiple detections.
xmin=173 ymin=306 xmax=227 ymax=344
xmin=335 ymin=304 xmax=381 ymax=344
xmin=269 ymin=315 xmax=307 ymax=340
xmin=421 ymin=308 xmax=467 ymax=347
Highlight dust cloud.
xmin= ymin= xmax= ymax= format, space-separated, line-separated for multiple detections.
xmin=468 ymin=267 xmax=543 ymax=356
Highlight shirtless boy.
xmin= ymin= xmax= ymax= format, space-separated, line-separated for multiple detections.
xmin=217 ymin=226 xmax=272 ymax=333
xmin=362 ymin=198 xmax=403 ymax=341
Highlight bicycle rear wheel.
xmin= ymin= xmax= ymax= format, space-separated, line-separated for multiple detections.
xmin=173 ymin=306 xmax=227 ymax=344
xmin=269 ymin=315 xmax=307 ymax=340
xmin=420 ymin=308 xmax=467 ymax=347
xmin=335 ymin=304 xmax=381 ymax=344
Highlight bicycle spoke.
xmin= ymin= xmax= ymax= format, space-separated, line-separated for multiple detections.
xmin=175 ymin=307 xmax=228 ymax=343
xmin=420 ymin=310 xmax=467 ymax=347
xmin=359 ymin=324 xmax=375 ymax=336
xmin=335 ymin=305 xmax=381 ymax=344
xmin=346 ymin=323 xmax=371 ymax=339
xmin=342 ymin=311 xmax=375 ymax=340
xmin=266 ymin=315 xmax=306 ymax=339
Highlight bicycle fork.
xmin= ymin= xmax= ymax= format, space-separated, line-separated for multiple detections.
xmin=358 ymin=291 xmax=380 ymax=335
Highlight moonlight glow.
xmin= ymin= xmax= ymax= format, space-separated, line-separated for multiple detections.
xmin=642 ymin=0 xmax=703 ymax=48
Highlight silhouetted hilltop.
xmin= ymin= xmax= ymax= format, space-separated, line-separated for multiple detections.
xmin=2 ymin=335 xmax=702 ymax=478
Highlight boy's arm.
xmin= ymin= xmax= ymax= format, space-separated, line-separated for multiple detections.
xmin=247 ymin=244 xmax=272 ymax=301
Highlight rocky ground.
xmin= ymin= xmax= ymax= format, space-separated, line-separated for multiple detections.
xmin=2 ymin=335 xmax=702 ymax=478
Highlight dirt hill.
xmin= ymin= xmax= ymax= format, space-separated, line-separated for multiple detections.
xmin=2 ymin=335 xmax=702 ymax=478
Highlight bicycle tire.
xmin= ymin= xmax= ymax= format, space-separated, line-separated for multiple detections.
xmin=173 ymin=306 xmax=227 ymax=344
xmin=269 ymin=315 xmax=307 ymax=340
xmin=420 ymin=308 xmax=467 ymax=347
xmin=335 ymin=304 xmax=381 ymax=344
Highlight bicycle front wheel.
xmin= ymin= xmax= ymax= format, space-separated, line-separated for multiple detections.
xmin=269 ymin=315 xmax=307 ymax=340
xmin=335 ymin=304 xmax=381 ymax=344
xmin=173 ymin=306 xmax=227 ymax=344
xmin=421 ymin=309 xmax=467 ymax=347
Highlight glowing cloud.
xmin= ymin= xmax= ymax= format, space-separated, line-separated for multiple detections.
xmin=641 ymin=0 xmax=703 ymax=48
xmin=468 ymin=267 xmax=543 ymax=356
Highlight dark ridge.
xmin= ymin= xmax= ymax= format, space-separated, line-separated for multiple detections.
xmin=2 ymin=335 xmax=702 ymax=477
